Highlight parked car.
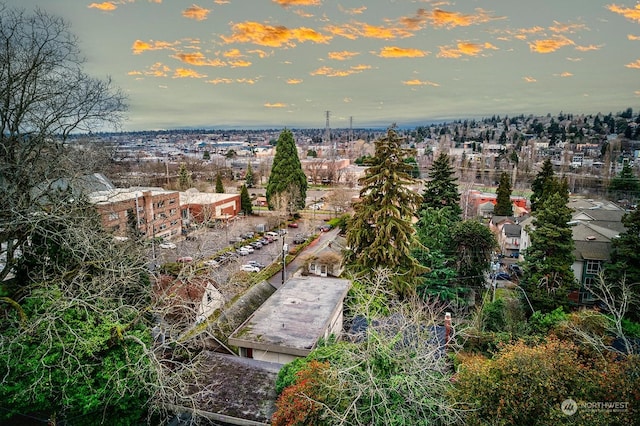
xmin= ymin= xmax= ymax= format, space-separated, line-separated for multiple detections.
xmin=318 ymin=224 xmax=332 ymax=232
xmin=247 ymin=260 xmax=265 ymax=269
xmin=509 ymin=264 xmax=523 ymax=277
xmin=240 ymin=264 xmax=260 ymax=272
xmin=495 ymin=271 xmax=512 ymax=281
xmin=250 ymin=241 xmax=263 ymax=249
xmin=236 ymin=248 xmax=250 ymax=256
xmin=265 ymin=231 xmax=279 ymax=238
xmin=159 ymin=242 xmax=177 ymax=249
xmin=203 ymin=259 xmax=220 ymax=268
xmin=229 ymin=236 xmax=243 ymax=244
xmin=287 ymin=222 xmax=299 ymax=228
xmin=177 ymin=256 xmax=193 ymax=263
xmin=242 ymin=245 xmax=255 ymax=253
xmin=293 ymin=234 xmax=306 ymax=244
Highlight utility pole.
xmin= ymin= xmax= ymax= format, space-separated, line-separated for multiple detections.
xmin=281 ymin=236 xmax=289 ymax=285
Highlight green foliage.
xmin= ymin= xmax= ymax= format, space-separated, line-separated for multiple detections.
xmin=275 ymin=357 xmax=310 ymax=395
xmin=530 ymin=158 xmax=554 ymax=212
xmin=266 ymin=129 xmax=308 ymax=210
xmin=609 ymin=162 xmax=640 ymax=193
xmin=621 ymin=317 xmax=640 ymax=338
xmin=240 ymin=184 xmax=253 ymax=215
xmin=450 ymin=219 xmax=498 ymax=289
xmin=178 ymin=162 xmax=191 ymax=190
xmin=345 ymin=126 xmax=425 ymax=296
xmin=494 ymin=171 xmax=513 ymax=216
xmin=605 ymin=207 xmax=640 ymax=313
xmin=482 ymin=299 xmax=506 ymax=332
xmin=245 ymin=162 xmax=255 ymax=188
xmin=420 ymin=152 xmax=462 ymax=218
xmin=215 ymin=172 xmax=224 ymax=193
xmin=528 ymin=307 xmax=568 ymax=335
xmin=521 ymin=184 xmax=577 ymax=312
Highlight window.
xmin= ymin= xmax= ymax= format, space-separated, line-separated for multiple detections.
xmin=169 ymin=208 xmax=177 ymax=215
xmin=108 ymin=212 xmax=119 ymax=221
xmin=169 ymin=198 xmax=176 ymax=204
xmin=586 ymin=260 xmax=601 ymax=275
xmin=157 ymin=200 xmax=165 ymax=208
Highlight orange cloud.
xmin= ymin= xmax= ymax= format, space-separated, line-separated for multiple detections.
xmin=182 ymin=5 xmax=211 ymax=21
xmin=350 ymin=64 xmax=372 ymax=71
xmin=523 ymin=76 xmax=537 ymax=83
xmin=173 ymin=68 xmax=207 ymax=78
xmin=206 ymin=78 xmax=234 ymax=84
xmin=625 ymin=59 xmax=640 ymax=69
xmin=214 ymin=0 xmax=229 ymax=4
xmin=172 ymin=52 xmax=226 ymax=67
xmin=549 ymin=21 xmax=587 ymax=34
xmin=607 ymin=4 xmax=640 ymax=24
xmin=310 ymin=65 xmax=367 ymax=77
xmin=287 ymin=78 xmax=303 ymax=84
xmin=528 ymin=36 xmax=574 ymax=53
xmin=628 ymin=34 xmax=640 ymax=41
xmin=429 ymin=8 xmax=498 ymax=29
xmin=222 ymin=21 xmax=331 ymax=47
xmin=436 ymin=41 xmax=497 ymax=58
xmin=229 ymin=59 xmax=252 ymax=67
xmin=264 ymin=102 xmax=288 ymax=108
xmin=376 ymin=46 xmax=428 ymax=58
xmin=145 ymin=63 xmax=171 ymax=78
xmin=554 ymin=72 xmax=574 ymax=77
xmin=339 ymin=5 xmax=367 ymax=15
xmin=132 ymin=39 xmax=179 ymax=54
xmin=272 ymin=0 xmax=320 ymax=6
xmin=127 ymin=70 xmax=143 ymax=76
xmin=293 ymin=10 xmax=314 ymax=18
xmin=328 ymin=50 xmax=360 ymax=60
xmin=88 ymin=2 xmax=117 ymax=11
xmin=325 ymin=22 xmax=413 ymax=40
xmin=575 ymin=44 xmax=602 ymax=52
xmin=402 ymin=79 xmax=439 ymax=87
xmin=223 ymin=49 xmax=244 ymax=58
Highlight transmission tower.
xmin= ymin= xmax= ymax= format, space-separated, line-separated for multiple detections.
xmin=349 ymin=116 xmax=353 ymax=143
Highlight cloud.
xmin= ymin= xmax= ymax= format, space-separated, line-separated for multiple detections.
xmin=286 ymin=78 xmax=303 ymax=84
xmin=428 ymin=8 xmax=499 ymax=29
xmin=206 ymin=78 xmax=233 ymax=84
xmin=324 ymin=22 xmax=413 ymax=40
xmin=273 ymin=0 xmax=320 ymax=6
xmin=523 ymin=76 xmax=537 ymax=83
xmin=182 ymin=5 xmax=211 ymax=21
xmin=607 ymin=4 xmax=640 ymax=24
xmin=436 ymin=41 xmax=497 ymax=58
xmin=635 ymin=90 xmax=640 ymax=96
xmin=173 ymin=68 xmax=207 ymax=78
xmin=172 ymin=52 xmax=227 ymax=66
xmin=625 ymin=59 xmax=640 ymax=69
xmin=528 ymin=35 xmax=575 ymax=53
xmin=549 ymin=21 xmax=587 ymax=34
xmin=375 ymin=46 xmax=428 ymax=58
xmin=264 ymin=102 xmax=288 ymax=108
xmin=214 ymin=0 xmax=229 ymax=4
xmin=575 ymin=44 xmax=602 ymax=52
xmin=339 ymin=5 xmax=367 ymax=15
xmin=223 ymin=49 xmax=245 ymax=58
xmin=402 ymin=79 xmax=440 ymax=87
xmin=88 ymin=2 xmax=117 ymax=11
xmin=132 ymin=39 xmax=179 ymax=54
xmin=229 ymin=59 xmax=252 ymax=67
xmin=310 ymin=65 xmax=368 ymax=77
xmin=142 ymin=62 xmax=172 ymax=78
xmin=628 ymin=34 xmax=640 ymax=41
xmin=328 ymin=50 xmax=360 ymax=60
xmin=553 ymin=72 xmax=574 ymax=77
xmin=222 ymin=21 xmax=331 ymax=47
xmin=248 ymin=49 xmax=273 ymax=58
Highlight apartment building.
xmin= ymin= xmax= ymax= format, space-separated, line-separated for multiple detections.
xmin=90 ymin=187 xmax=182 ymax=241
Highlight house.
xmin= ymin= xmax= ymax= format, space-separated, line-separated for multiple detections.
xmin=499 ymin=223 xmax=522 ymax=258
xmin=90 ymin=187 xmax=182 ymax=241
xmin=179 ymin=189 xmax=240 ymax=227
xmin=306 ymin=236 xmax=346 ymax=277
xmin=153 ymin=274 xmax=224 ymax=326
xmin=228 ymin=276 xmax=351 ymax=364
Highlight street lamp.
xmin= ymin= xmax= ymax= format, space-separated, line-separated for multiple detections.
xmin=281 ymin=236 xmax=289 ymax=285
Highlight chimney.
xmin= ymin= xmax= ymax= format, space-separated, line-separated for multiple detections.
xmin=444 ymin=312 xmax=452 ymax=345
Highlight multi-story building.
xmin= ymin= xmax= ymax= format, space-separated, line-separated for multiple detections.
xmin=90 ymin=187 xmax=182 ymax=241
xmin=179 ymin=190 xmax=241 ymax=227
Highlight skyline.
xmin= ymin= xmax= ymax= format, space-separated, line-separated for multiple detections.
xmin=7 ymin=0 xmax=640 ymax=131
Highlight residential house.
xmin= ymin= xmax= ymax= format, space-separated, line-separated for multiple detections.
xmin=228 ymin=276 xmax=351 ymax=364
xmin=306 ymin=237 xmax=346 ymax=277
xmin=499 ymin=223 xmax=522 ymax=258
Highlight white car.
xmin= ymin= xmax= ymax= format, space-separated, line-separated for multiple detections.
xmin=241 ymin=245 xmax=255 ymax=253
xmin=159 ymin=242 xmax=176 ymax=249
xmin=236 ymin=248 xmax=250 ymax=256
xmin=240 ymin=264 xmax=260 ymax=272
xmin=203 ymin=259 xmax=220 ymax=268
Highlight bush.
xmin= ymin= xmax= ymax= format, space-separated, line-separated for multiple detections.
xmin=528 ymin=307 xmax=568 ymax=335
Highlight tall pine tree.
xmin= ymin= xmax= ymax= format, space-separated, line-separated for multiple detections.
xmin=494 ymin=171 xmax=513 ymax=216
xmin=420 ymin=152 xmax=462 ymax=218
xmin=245 ymin=162 xmax=255 ymax=188
xmin=240 ymin=184 xmax=253 ymax=215
xmin=521 ymin=178 xmax=576 ymax=312
xmin=346 ymin=126 xmax=424 ymax=296
xmin=266 ymin=129 xmax=307 ymax=211
xmin=215 ymin=172 xmax=224 ymax=193
xmin=530 ymin=158 xmax=554 ymax=213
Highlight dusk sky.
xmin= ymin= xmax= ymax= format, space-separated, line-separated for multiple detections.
xmin=7 ymin=0 xmax=640 ymax=131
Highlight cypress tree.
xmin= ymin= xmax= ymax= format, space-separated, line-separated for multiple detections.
xmin=494 ymin=172 xmax=513 ymax=216
xmin=266 ymin=129 xmax=307 ymax=211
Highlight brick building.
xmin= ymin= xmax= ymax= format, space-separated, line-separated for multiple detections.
xmin=90 ymin=187 xmax=182 ymax=241
xmin=179 ymin=190 xmax=241 ymax=227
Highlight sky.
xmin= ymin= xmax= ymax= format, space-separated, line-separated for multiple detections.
xmin=6 ymin=0 xmax=640 ymax=131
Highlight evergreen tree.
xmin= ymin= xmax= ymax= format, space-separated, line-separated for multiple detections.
xmin=215 ymin=172 xmax=224 ymax=193
xmin=178 ymin=162 xmax=191 ymax=190
xmin=420 ymin=152 xmax=462 ymax=218
xmin=266 ymin=129 xmax=307 ymax=210
xmin=245 ymin=162 xmax=255 ymax=188
xmin=203 ymin=150 xmax=210 ymax=160
xmin=605 ymin=207 xmax=640 ymax=318
xmin=240 ymin=184 xmax=253 ymax=215
xmin=345 ymin=126 xmax=424 ymax=296
xmin=530 ymin=158 xmax=554 ymax=212
xmin=494 ymin=172 xmax=513 ymax=216
xmin=449 ymin=219 xmax=497 ymax=289
xmin=608 ymin=163 xmax=640 ymax=199
xmin=521 ymin=179 xmax=577 ymax=312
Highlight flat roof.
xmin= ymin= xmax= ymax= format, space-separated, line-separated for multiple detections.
xmin=89 ymin=187 xmax=177 ymax=204
xmin=228 ymin=276 xmax=351 ymax=356
xmin=179 ymin=191 xmax=239 ymax=205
